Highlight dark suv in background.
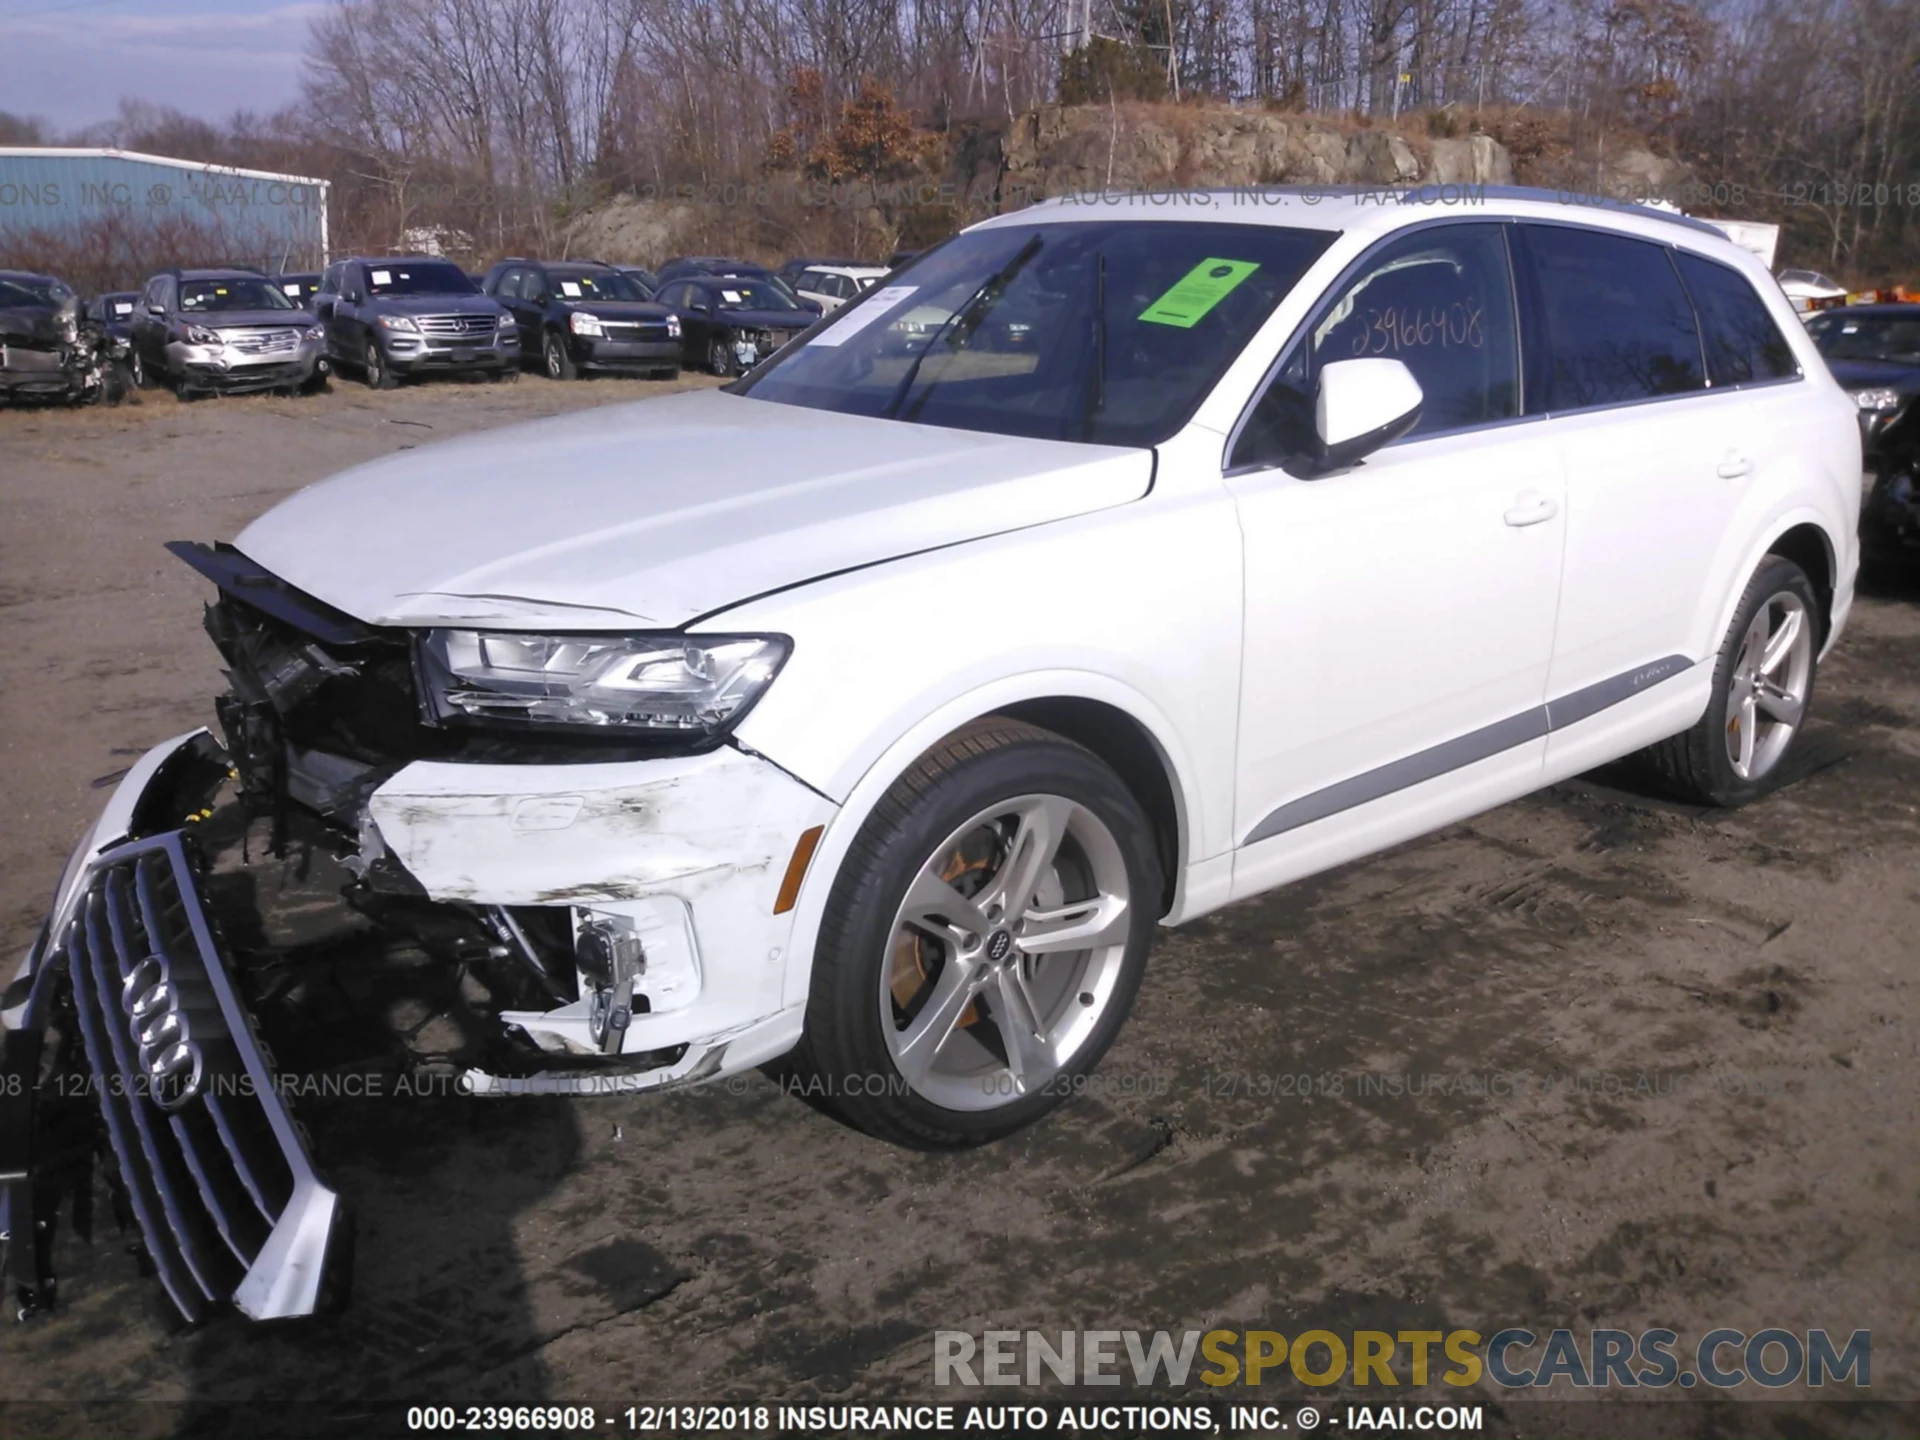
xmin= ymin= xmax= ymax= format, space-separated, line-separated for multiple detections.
xmin=129 ymin=267 xmax=326 ymax=397
xmin=482 ymin=259 xmax=681 ymax=380
xmin=652 ymin=273 xmax=817 ymax=375
xmin=315 ymin=257 xmax=517 ymax=388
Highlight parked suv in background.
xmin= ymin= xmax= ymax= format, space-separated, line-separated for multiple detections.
xmin=1808 ymin=304 xmax=1920 ymax=570
xmin=653 ymin=273 xmax=815 ymax=374
xmin=793 ymin=264 xmax=888 ymax=313
xmin=12 ymin=190 xmax=1862 ymax=1323
xmin=85 ymin=291 xmax=140 ymax=344
xmin=482 ymin=259 xmax=680 ymax=380
xmin=315 ymin=257 xmax=516 ymax=389
xmin=128 ymin=268 xmax=325 ymax=397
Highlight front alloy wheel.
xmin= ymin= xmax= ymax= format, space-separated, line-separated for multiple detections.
xmin=707 ymin=337 xmax=733 ymax=377
xmin=364 ymin=341 xmax=397 ymax=390
xmin=882 ymin=794 xmax=1134 ymax=1111
xmin=544 ymin=332 xmax=577 ymax=381
xmin=788 ymin=717 xmax=1161 ymax=1149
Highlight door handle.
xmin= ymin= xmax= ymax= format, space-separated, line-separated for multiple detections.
xmin=1717 ymin=451 xmax=1754 ymax=479
xmin=1503 ymin=492 xmax=1559 ymax=527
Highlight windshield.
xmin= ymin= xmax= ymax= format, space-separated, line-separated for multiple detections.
xmin=179 ymin=278 xmax=296 ymax=312
xmin=550 ymin=270 xmax=651 ymax=303
xmin=738 ymin=220 xmax=1336 ymax=447
xmin=1810 ymin=313 xmax=1920 ymax=364
xmin=364 ymin=262 xmax=475 ymax=296
xmin=0 ymin=276 xmax=73 ymax=308
xmin=712 ymin=280 xmax=801 ymax=312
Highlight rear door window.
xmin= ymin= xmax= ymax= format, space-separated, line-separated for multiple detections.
xmin=1515 ymin=225 xmax=1705 ymax=412
xmin=1674 ymin=252 xmax=1798 ymax=386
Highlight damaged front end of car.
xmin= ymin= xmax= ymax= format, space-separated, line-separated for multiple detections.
xmin=0 ymin=293 xmax=131 ymax=406
xmin=4 ymin=541 xmax=832 ymax=1322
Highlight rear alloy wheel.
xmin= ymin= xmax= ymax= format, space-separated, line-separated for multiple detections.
xmin=364 ymin=341 xmax=397 ymax=390
xmin=544 ymin=332 xmax=577 ymax=381
xmin=787 ymin=718 xmax=1161 ymax=1149
xmin=1641 ymin=555 xmax=1819 ymax=806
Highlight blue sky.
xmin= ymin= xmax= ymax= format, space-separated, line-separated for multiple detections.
xmin=0 ymin=0 xmax=323 ymax=131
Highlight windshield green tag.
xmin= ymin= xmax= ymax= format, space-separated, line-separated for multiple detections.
xmin=1139 ymin=259 xmax=1259 ymax=328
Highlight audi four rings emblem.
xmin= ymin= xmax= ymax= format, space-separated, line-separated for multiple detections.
xmin=120 ymin=953 xmax=205 ymax=1109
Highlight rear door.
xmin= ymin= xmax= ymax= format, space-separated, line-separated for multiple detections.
xmin=1511 ymin=223 xmax=1746 ymax=765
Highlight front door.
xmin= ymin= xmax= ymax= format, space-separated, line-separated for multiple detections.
xmin=1226 ymin=221 xmax=1567 ymax=900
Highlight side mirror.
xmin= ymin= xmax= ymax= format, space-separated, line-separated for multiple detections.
xmin=147 ymin=303 xmax=166 ymax=317
xmin=1314 ymin=358 xmax=1423 ymax=471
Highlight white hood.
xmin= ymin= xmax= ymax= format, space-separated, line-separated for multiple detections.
xmin=236 ymin=389 xmax=1153 ymax=628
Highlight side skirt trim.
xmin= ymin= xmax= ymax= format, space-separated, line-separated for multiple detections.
xmin=1242 ymin=655 xmax=1693 ymax=846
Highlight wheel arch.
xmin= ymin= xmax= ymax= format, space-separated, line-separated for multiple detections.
xmin=773 ymin=675 xmax=1207 ymax=1014
xmin=1701 ymin=509 xmax=1845 ymax=666
xmin=1765 ymin=521 xmax=1836 ymax=646
xmin=994 ymin=696 xmax=1182 ymax=916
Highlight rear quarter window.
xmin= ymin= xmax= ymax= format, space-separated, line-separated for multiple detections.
xmin=1674 ymin=251 xmax=1798 ymax=386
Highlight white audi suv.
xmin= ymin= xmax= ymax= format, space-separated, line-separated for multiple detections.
xmin=5 ymin=187 xmax=1860 ymax=1320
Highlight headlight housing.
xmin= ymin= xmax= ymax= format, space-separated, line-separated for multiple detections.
xmin=666 ymin=315 xmax=682 ymax=338
xmin=184 ymin=324 xmax=221 ymax=345
xmin=569 ymin=311 xmax=604 ymax=337
xmin=417 ymin=630 xmax=790 ymax=736
xmin=1854 ymin=387 xmax=1902 ymax=413
xmin=378 ymin=314 xmax=419 ymax=333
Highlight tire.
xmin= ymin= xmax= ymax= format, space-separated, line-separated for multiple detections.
xmin=544 ymin=332 xmax=577 ymax=381
xmin=363 ymin=341 xmax=397 ymax=390
xmin=786 ymin=717 xmax=1162 ymax=1150
xmin=707 ymin=337 xmax=734 ymax=377
xmin=128 ymin=350 xmax=150 ymax=390
xmin=1640 ymin=555 xmax=1820 ymax=806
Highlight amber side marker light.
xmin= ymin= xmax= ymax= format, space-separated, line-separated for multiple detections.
xmin=774 ymin=824 xmax=825 ymax=914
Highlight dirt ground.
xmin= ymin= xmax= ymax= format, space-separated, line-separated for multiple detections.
xmin=1 ymin=374 xmax=1916 ymax=1439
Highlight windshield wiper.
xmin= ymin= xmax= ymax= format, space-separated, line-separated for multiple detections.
xmin=886 ymin=233 xmax=1043 ymax=421
xmin=1080 ymin=250 xmax=1106 ymax=440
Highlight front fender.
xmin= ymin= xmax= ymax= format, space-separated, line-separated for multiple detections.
xmin=713 ymin=488 xmax=1247 ymax=1012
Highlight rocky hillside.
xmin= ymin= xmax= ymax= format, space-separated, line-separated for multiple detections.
xmin=567 ymin=100 xmax=1688 ymax=265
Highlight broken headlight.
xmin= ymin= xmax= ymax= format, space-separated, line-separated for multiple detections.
xmin=417 ymin=630 xmax=789 ymax=735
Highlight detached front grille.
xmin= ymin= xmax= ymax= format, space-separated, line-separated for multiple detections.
xmin=56 ymin=831 xmax=344 ymax=1321
xmin=226 ymin=328 xmax=301 ymax=357
xmin=415 ymin=314 xmax=494 ymax=338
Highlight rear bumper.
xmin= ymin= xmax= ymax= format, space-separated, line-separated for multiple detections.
xmin=3 ymin=732 xmax=347 ymax=1322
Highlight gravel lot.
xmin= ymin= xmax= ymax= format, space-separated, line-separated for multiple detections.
xmin=2 ymin=376 xmax=1917 ymax=1438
